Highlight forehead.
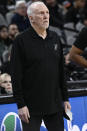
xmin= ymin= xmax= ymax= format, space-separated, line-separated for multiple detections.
xmin=1 ymin=76 xmax=11 ymax=83
xmin=18 ymin=3 xmax=26 ymax=7
xmin=1 ymin=27 xmax=7 ymax=31
xmin=34 ymin=4 xmax=49 ymax=13
xmin=3 ymin=76 xmax=11 ymax=80
xmin=10 ymin=25 xmax=17 ymax=29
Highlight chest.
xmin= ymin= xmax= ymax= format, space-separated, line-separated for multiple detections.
xmin=23 ymin=37 xmax=61 ymax=63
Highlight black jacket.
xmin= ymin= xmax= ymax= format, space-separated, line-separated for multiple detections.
xmin=11 ymin=13 xmax=30 ymax=32
xmin=10 ymin=26 xmax=68 ymax=115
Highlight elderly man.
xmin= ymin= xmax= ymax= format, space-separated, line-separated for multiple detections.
xmin=11 ymin=0 xmax=29 ymax=32
xmin=10 ymin=2 xmax=71 ymax=131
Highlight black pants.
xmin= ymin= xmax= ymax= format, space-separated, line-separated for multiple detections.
xmin=22 ymin=112 xmax=64 ymax=131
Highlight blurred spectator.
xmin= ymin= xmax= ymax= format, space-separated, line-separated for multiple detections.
xmin=58 ymin=0 xmax=73 ymax=9
xmin=0 ymin=25 xmax=13 ymax=64
xmin=7 ymin=0 xmax=15 ymax=5
xmin=0 ymin=0 xmax=9 ymax=17
xmin=0 ymin=25 xmax=12 ymax=47
xmin=6 ymin=11 xmax=15 ymax=25
xmin=0 ymin=14 xmax=7 ymax=26
xmin=0 ymin=45 xmax=12 ymax=74
xmin=27 ymin=0 xmax=41 ymax=6
xmin=0 ymin=73 xmax=13 ymax=95
xmin=11 ymin=0 xmax=30 ymax=32
xmin=0 ymin=0 xmax=14 ymax=5
xmin=8 ymin=23 xmax=19 ymax=40
xmin=83 ymin=18 xmax=87 ymax=26
xmin=0 ymin=25 xmax=8 ymax=60
xmin=65 ymin=0 xmax=86 ymax=27
xmin=44 ymin=0 xmax=64 ymax=29
xmin=0 ymin=0 xmax=14 ymax=17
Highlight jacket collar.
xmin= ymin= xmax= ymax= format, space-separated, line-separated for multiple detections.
xmin=28 ymin=25 xmax=52 ymax=39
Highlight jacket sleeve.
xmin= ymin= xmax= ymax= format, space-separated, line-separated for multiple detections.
xmin=59 ymin=40 xmax=69 ymax=101
xmin=10 ymin=36 xmax=26 ymax=109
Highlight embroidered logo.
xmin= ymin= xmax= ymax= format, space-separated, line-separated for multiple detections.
xmin=54 ymin=44 xmax=58 ymax=51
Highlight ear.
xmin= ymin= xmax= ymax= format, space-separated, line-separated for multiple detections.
xmin=29 ymin=16 xmax=34 ymax=23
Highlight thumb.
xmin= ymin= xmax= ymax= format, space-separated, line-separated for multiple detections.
xmin=65 ymin=104 xmax=68 ymax=113
xmin=27 ymin=108 xmax=30 ymax=118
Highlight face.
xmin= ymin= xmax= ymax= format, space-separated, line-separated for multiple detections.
xmin=84 ymin=19 xmax=87 ymax=25
xmin=45 ymin=0 xmax=56 ymax=7
xmin=30 ymin=4 xmax=49 ymax=30
xmin=17 ymin=3 xmax=27 ymax=16
xmin=77 ymin=0 xmax=85 ymax=8
xmin=1 ymin=76 xmax=12 ymax=94
xmin=9 ymin=24 xmax=19 ymax=37
xmin=0 ymin=27 xmax=8 ymax=39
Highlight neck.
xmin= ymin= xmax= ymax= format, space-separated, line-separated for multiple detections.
xmin=31 ymin=24 xmax=47 ymax=39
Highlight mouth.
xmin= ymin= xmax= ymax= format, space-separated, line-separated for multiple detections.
xmin=43 ymin=21 xmax=49 ymax=25
xmin=7 ymin=87 xmax=11 ymax=90
xmin=44 ymin=21 xmax=48 ymax=23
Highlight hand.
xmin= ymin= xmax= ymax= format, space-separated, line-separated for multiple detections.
xmin=18 ymin=106 xmax=30 ymax=123
xmin=64 ymin=101 xmax=71 ymax=113
xmin=64 ymin=53 xmax=70 ymax=65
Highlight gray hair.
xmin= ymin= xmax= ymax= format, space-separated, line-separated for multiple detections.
xmin=15 ymin=0 xmax=26 ymax=9
xmin=27 ymin=1 xmax=45 ymax=16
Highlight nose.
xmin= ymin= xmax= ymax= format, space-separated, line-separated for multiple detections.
xmin=44 ymin=13 xmax=49 ymax=19
xmin=7 ymin=82 xmax=11 ymax=86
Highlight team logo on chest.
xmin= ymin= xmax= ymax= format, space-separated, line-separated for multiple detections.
xmin=54 ymin=44 xmax=58 ymax=51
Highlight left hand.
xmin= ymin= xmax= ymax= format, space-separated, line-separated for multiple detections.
xmin=64 ymin=101 xmax=71 ymax=113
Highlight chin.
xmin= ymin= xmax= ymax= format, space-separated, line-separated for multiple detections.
xmin=43 ymin=25 xmax=49 ymax=29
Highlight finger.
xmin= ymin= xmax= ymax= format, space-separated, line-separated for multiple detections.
xmin=23 ymin=113 xmax=29 ymax=123
xmin=27 ymin=109 xmax=30 ymax=118
xmin=19 ymin=112 xmax=29 ymax=123
xmin=68 ymin=104 xmax=71 ymax=110
xmin=19 ymin=114 xmax=26 ymax=122
xmin=20 ymin=114 xmax=29 ymax=123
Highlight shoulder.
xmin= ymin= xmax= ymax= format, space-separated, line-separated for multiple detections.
xmin=49 ymin=28 xmax=60 ymax=39
xmin=73 ymin=27 xmax=87 ymax=50
xmin=48 ymin=28 xmax=62 ymax=44
xmin=12 ymin=13 xmax=23 ymax=21
xmin=16 ymin=28 xmax=30 ymax=40
xmin=11 ymin=13 xmax=18 ymax=19
xmin=76 ymin=27 xmax=87 ymax=39
xmin=80 ymin=27 xmax=87 ymax=34
xmin=48 ymin=29 xmax=63 ymax=51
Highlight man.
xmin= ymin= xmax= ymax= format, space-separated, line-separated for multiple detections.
xmin=65 ymin=0 xmax=86 ymax=27
xmin=70 ymin=27 xmax=87 ymax=67
xmin=44 ymin=0 xmax=64 ymax=29
xmin=11 ymin=0 xmax=29 ymax=32
xmin=8 ymin=24 xmax=19 ymax=41
xmin=0 ymin=25 xmax=8 ymax=60
xmin=10 ymin=2 xmax=71 ymax=131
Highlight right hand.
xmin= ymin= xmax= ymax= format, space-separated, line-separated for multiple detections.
xmin=18 ymin=106 xmax=30 ymax=123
